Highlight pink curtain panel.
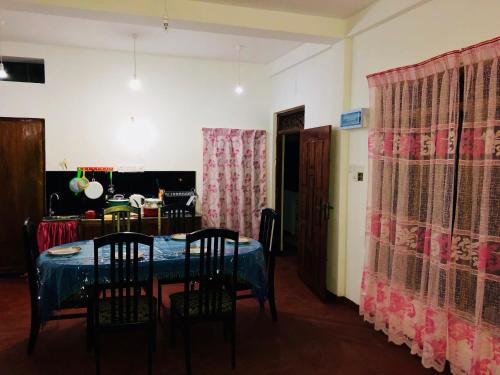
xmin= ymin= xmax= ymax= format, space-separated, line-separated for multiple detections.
xmin=202 ymin=128 xmax=267 ymax=239
xmin=361 ymin=37 xmax=499 ymax=374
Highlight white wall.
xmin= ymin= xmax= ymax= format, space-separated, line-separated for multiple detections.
xmin=346 ymin=0 xmax=500 ymax=303
xmin=270 ymin=43 xmax=345 ymax=128
xmin=0 ymin=42 xmax=270 ymax=197
xmin=268 ymin=0 xmax=500 ymax=305
xmin=269 ymin=42 xmax=350 ymax=295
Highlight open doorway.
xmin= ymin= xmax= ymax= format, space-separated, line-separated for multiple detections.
xmin=275 ymin=106 xmax=304 ymax=255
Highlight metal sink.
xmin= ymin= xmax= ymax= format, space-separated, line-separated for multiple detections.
xmin=42 ymin=215 xmax=80 ymax=222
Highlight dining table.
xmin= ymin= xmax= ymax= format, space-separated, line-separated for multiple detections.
xmin=37 ymin=235 xmax=267 ymax=323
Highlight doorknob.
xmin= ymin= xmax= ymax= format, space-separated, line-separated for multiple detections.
xmin=323 ymin=203 xmax=333 ymax=220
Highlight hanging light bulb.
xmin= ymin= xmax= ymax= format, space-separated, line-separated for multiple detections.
xmin=234 ymin=84 xmax=244 ymax=95
xmin=129 ymin=76 xmax=141 ymax=90
xmin=0 ymin=20 xmax=7 ymax=80
xmin=0 ymin=63 xmax=7 ymax=80
xmin=234 ymin=45 xmax=244 ymax=95
xmin=129 ymin=34 xmax=141 ymax=90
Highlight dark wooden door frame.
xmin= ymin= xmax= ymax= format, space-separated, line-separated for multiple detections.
xmin=275 ymin=106 xmax=304 ymax=252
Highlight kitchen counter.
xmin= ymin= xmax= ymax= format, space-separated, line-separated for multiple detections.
xmin=42 ymin=214 xmax=202 ymax=241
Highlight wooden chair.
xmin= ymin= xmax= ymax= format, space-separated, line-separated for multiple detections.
xmin=169 ymin=228 xmax=239 ymax=375
xmin=92 ymin=232 xmax=156 ymax=375
xmin=157 ymin=202 xmax=195 ymax=321
xmin=23 ymin=217 xmax=91 ymax=355
xmin=236 ymin=208 xmax=279 ymax=321
xmin=101 ymin=205 xmax=142 ymax=235
xmin=159 ymin=202 xmax=195 ymax=235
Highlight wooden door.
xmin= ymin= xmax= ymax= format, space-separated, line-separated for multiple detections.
xmin=298 ymin=125 xmax=331 ymax=300
xmin=0 ymin=118 xmax=45 ymax=274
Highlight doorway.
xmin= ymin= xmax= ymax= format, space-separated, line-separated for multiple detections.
xmin=275 ymin=107 xmax=304 ymax=254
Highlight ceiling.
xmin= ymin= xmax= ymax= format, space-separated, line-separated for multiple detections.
xmin=194 ymin=0 xmax=376 ymax=18
xmin=0 ymin=9 xmax=305 ymax=63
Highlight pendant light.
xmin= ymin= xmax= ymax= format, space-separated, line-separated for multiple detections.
xmin=162 ymin=0 xmax=169 ymax=31
xmin=129 ymin=33 xmax=141 ymax=90
xmin=0 ymin=20 xmax=8 ymax=80
xmin=234 ymin=45 xmax=244 ymax=95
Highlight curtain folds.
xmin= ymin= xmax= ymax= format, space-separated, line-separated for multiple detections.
xmin=361 ymin=37 xmax=499 ymax=374
xmin=450 ymin=38 xmax=499 ymax=374
xmin=201 ymin=128 xmax=267 ymax=238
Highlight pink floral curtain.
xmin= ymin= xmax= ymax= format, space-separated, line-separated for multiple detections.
xmin=361 ymin=37 xmax=499 ymax=374
xmin=450 ymin=38 xmax=499 ymax=374
xmin=202 ymin=128 xmax=267 ymax=238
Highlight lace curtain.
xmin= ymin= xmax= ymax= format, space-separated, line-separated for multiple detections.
xmin=360 ymin=37 xmax=499 ymax=374
xmin=201 ymin=128 xmax=267 ymax=238
xmin=450 ymin=38 xmax=499 ymax=374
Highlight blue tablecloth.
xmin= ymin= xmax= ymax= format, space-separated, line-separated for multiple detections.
xmin=37 ymin=236 xmax=267 ymax=322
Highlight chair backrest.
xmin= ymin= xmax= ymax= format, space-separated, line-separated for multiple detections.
xmin=93 ymin=232 xmax=154 ymax=326
xmin=161 ymin=202 xmax=195 ymax=235
xmin=101 ymin=205 xmax=142 ymax=235
xmin=259 ymin=208 xmax=278 ymax=255
xmin=184 ymin=228 xmax=239 ymax=318
xmin=23 ymin=217 xmax=40 ymax=311
xmin=258 ymin=208 xmax=279 ymax=280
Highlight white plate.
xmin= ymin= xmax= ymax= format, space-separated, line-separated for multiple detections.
xmin=113 ymin=251 xmax=144 ymax=259
xmin=171 ymin=233 xmax=186 ymax=241
xmin=226 ymin=236 xmax=252 ymax=244
xmin=48 ymin=246 xmax=81 ymax=256
xmin=85 ymin=180 xmax=104 ymax=199
xmin=183 ymin=246 xmax=202 ymax=256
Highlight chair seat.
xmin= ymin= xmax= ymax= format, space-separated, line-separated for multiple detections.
xmin=170 ymin=290 xmax=233 ymax=317
xmin=98 ymin=296 xmax=156 ymax=326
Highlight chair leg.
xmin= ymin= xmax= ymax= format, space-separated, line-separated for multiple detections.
xmin=152 ymin=321 xmax=157 ymax=353
xmin=230 ymin=316 xmax=236 ymax=369
xmin=170 ymin=306 xmax=176 ymax=348
xmin=269 ymin=289 xmax=278 ymax=322
xmin=157 ymin=283 xmax=162 ymax=323
xmin=184 ymin=324 xmax=192 ymax=375
xmin=95 ymin=333 xmax=101 ymax=375
xmin=86 ymin=304 xmax=94 ymax=352
xmin=148 ymin=324 xmax=154 ymax=375
xmin=223 ymin=320 xmax=229 ymax=342
xmin=258 ymin=298 xmax=265 ymax=311
xmin=27 ymin=311 xmax=40 ymax=355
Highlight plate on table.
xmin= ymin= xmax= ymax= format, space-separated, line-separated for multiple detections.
xmin=171 ymin=233 xmax=187 ymax=241
xmin=47 ymin=246 xmax=81 ymax=256
xmin=184 ymin=247 xmax=202 ymax=256
xmin=113 ymin=251 xmax=144 ymax=259
xmin=226 ymin=236 xmax=252 ymax=244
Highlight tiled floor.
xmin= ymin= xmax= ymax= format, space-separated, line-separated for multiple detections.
xmin=0 ymin=256 xmax=446 ymax=374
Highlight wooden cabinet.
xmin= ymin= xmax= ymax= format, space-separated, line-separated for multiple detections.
xmin=77 ymin=215 xmax=202 ymax=240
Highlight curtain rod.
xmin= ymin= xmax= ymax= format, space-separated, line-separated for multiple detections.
xmin=367 ymin=35 xmax=499 ymax=79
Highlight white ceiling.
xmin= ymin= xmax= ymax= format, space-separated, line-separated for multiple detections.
xmin=0 ymin=9 xmax=306 ymax=63
xmin=195 ymin=0 xmax=376 ymax=18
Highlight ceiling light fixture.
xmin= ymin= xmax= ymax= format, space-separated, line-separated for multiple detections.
xmin=129 ymin=33 xmax=141 ymax=90
xmin=163 ymin=0 xmax=169 ymax=31
xmin=0 ymin=20 xmax=8 ymax=80
xmin=234 ymin=45 xmax=244 ymax=95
